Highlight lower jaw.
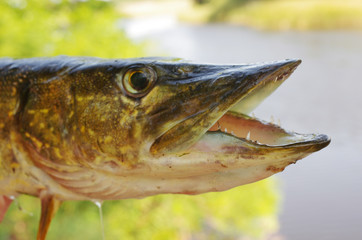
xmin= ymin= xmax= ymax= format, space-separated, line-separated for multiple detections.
xmin=207 ymin=111 xmax=292 ymax=146
xmin=202 ymin=111 xmax=330 ymax=150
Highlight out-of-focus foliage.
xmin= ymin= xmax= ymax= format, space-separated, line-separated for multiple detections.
xmin=1 ymin=180 xmax=279 ymax=240
xmin=0 ymin=0 xmax=144 ymax=58
xmin=0 ymin=0 xmax=280 ymax=239
xmin=183 ymin=0 xmax=362 ymax=30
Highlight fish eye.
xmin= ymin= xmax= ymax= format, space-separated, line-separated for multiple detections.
xmin=121 ymin=66 xmax=157 ymax=97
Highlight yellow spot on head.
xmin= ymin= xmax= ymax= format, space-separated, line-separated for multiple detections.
xmin=10 ymin=162 xmax=20 ymax=170
xmin=39 ymin=109 xmax=49 ymax=114
xmin=104 ymin=135 xmax=113 ymax=144
xmin=11 ymin=87 xmax=17 ymax=96
xmin=88 ymin=129 xmax=95 ymax=136
xmin=31 ymin=137 xmax=43 ymax=149
xmin=53 ymin=148 xmax=63 ymax=159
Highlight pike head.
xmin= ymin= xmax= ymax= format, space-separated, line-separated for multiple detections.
xmin=2 ymin=57 xmax=331 ymax=240
xmin=124 ymin=59 xmax=330 ymax=196
xmin=11 ymin=57 xmax=330 ymax=200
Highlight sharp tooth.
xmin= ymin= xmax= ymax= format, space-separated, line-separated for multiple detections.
xmin=277 ymin=118 xmax=281 ymax=127
xmin=251 ymin=112 xmax=256 ymax=118
xmin=274 ymin=77 xmax=278 ymax=82
xmin=231 ymin=131 xmax=235 ymax=136
xmin=270 ymin=115 xmax=275 ymax=124
xmin=224 ymin=128 xmax=227 ymax=133
xmin=246 ymin=131 xmax=251 ymax=140
xmin=217 ymin=122 xmax=221 ymax=130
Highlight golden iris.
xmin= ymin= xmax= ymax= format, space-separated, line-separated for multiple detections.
xmin=122 ymin=66 xmax=156 ymax=97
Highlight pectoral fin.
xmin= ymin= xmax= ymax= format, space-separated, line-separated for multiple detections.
xmin=0 ymin=195 xmax=12 ymax=222
xmin=37 ymin=194 xmax=62 ymax=240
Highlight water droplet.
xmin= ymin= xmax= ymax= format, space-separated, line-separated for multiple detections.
xmin=13 ymin=197 xmax=33 ymax=216
xmin=93 ymin=200 xmax=105 ymax=240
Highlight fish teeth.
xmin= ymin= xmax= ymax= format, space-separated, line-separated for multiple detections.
xmin=246 ymin=131 xmax=251 ymax=140
xmin=231 ymin=131 xmax=235 ymax=136
xmin=270 ymin=115 xmax=275 ymax=124
xmin=224 ymin=128 xmax=227 ymax=133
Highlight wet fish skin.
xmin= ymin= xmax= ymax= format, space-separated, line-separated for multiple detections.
xmin=0 ymin=56 xmax=206 ymax=198
xmin=0 ymin=56 xmax=330 ymax=239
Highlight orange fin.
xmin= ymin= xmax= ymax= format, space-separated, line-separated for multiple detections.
xmin=37 ymin=194 xmax=62 ymax=240
xmin=0 ymin=195 xmax=13 ymax=222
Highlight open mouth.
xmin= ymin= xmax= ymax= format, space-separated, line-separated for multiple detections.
xmin=150 ymin=59 xmax=330 ymax=157
xmin=206 ymin=112 xmax=329 ymax=148
xmin=191 ymin=59 xmax=330 ymax=153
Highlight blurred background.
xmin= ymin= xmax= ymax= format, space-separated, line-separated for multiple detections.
xmin=0 ymin=0 xmax=361 ymax=239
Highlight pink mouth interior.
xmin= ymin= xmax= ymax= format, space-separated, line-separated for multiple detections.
xmin=208 ymin=112 xmax=290 ymax=145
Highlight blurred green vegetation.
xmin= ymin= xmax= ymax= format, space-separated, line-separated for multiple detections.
xmin=0 ymin=0 xmax=144 ymax=58
xmin=1 ymin=180 xmax=280 ymax=240
xmin=184 ymin=0 xmax=362 ymax=30
xmin=0 ymin=0 xmax=280 ymax=239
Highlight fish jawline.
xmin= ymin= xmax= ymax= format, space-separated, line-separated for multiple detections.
xmin=205 ymin=111 xmax=328 ymax=148
xmin=191 ymin=111 xmax=330 ymax=154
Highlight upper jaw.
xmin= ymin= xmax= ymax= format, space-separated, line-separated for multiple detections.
xmin=189 ymin=58 xmax=330 ymax=156
xmin=150 ymin=59 xmax=308 ymax=155
xmin=229 ymin=59 xmax=301 ymax=114
xmin=196 ymin=58 xmax=330 ymax=154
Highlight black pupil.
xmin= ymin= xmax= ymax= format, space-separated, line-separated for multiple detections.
xmin=130 ymin=71 xmax=149 ymax=91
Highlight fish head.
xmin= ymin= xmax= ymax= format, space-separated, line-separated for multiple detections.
xmin=5 ymin=57 xmax=331 ymax=240
xmin=15 ymin=57 xmax=330 ymax=199
xmin=75 ymin=58 xmax=330 ymax=195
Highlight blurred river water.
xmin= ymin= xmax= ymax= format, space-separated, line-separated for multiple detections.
xmin=121 ymin=19 xmax=362 ymax=240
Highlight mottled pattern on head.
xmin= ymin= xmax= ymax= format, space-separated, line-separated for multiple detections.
xmin=0 ymin=56 xmax=329 ymax=202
